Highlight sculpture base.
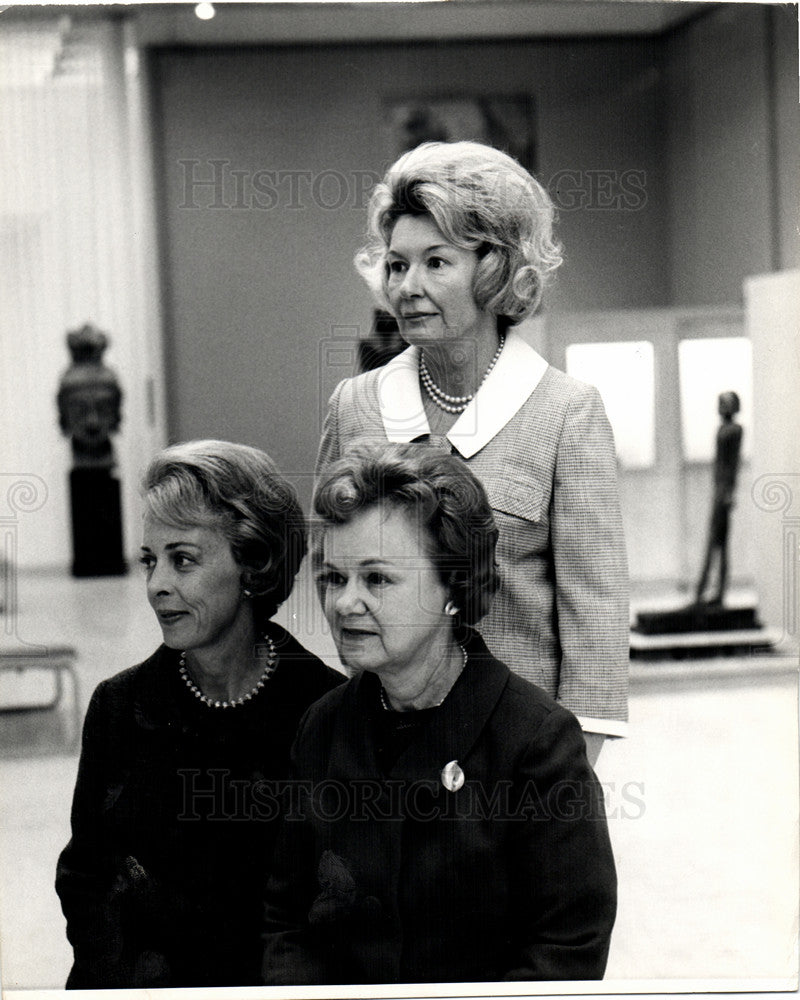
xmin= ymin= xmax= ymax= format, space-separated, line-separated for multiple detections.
xmin=629 ymin=624 xmax=780 ymax=660
xmin=69 ymin=468 xmax=127 ymax=577
xmin=633 ymin=603 xmax=761 ymax=636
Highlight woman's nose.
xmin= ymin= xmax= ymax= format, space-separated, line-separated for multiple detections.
xmin=334 ymin=578 xmax=367 ymax=615
xmin=399 ymin=263 xmax=423 ymax=298
xmin=146 ymin=561 xmax=172 ymax=598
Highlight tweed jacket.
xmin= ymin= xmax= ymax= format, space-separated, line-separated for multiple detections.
xmin=261 ymin=628 xmax=617 ymax=985
xmin=56 ymin=623 xmax=342 ymax=989
xmin=316 ymin=331 xmax=629 ymax=735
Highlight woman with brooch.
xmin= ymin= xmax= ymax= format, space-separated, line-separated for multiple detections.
xmin=56 ymin=440 xmax=342 ymax=988
xmin=262 ymin=443 xmax=617 ymax=984
xmin=317 ymin=140 xmax=629 ymax=764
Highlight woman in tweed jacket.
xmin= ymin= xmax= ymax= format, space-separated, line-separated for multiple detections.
xmin=316 ymin=141 xmax=629 ymax=762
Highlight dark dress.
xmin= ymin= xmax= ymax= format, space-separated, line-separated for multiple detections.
xmin=262 ymin=629 xmax=617 ymax=985
xmin=56 ymin=622 xmax=342 ymax=989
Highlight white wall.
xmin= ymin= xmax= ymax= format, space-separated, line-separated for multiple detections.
xmin=0 ymin=18 xmax=166 ymax=572
xmin=747 ymin=270 xmax=800 ymax=642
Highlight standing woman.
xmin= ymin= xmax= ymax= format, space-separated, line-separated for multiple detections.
xmin=317 ymin=140 xmax=629 ymax=761
xmin=56 ymin=440 xmax=342 ymax=988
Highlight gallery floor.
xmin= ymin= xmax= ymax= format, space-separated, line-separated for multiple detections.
xmin=0 ymin=570 xmax=797 ymax=994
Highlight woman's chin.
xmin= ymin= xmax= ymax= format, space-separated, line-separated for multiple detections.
xmin=155 ymin=622 xmax=191 ymax=650
xmin=335 ymin=648 xmax=383 ymax=676
xmin=397 ymin=316 xmax=444 ymax=343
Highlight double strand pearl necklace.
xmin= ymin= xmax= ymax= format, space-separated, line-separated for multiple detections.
xmin=379 ymin=645 xmax=468 ymax=712
xmin=419 ymin=333 xmax=506 ymax=414
xmin=178 ymin=634 xmax=277 ymax=709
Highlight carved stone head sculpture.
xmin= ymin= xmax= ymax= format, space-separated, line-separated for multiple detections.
xmin=57 ymin=323 xmax=123 ymax=468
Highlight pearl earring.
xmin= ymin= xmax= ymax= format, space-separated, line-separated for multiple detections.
xmin=243 ymin=588 xmax=253 ymax=598
xmin=444 ymin=600 xmax=459 ymax=617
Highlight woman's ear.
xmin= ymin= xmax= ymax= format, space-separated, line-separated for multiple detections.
xmin=240 ymin=569 xmax=256 ymax=598
xmin=444 ymin=569 xmax=465 ymax=615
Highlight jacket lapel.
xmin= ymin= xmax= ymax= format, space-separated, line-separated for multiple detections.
xmin=132 ymin=646 xmax=183 ymax=733
xmin=384 ymin=630 xmax=509 ymax=785
xmin=325 ymin=672 xmax=383 ymax=781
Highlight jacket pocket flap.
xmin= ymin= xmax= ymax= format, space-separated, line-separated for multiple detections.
xmin=485 ymin=476 xmax=544 ymax=523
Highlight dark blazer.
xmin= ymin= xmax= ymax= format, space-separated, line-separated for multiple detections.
xmin=316 ymin=331 xmax=629 ymax=737
xmin=56 ymin=623 xmax=342 ymax=989
xmin=262 ymin=629 xmax=617 ymax=985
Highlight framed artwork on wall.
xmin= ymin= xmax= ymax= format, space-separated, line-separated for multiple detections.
xmin=384 ymin=94 xmax=537 ymax=170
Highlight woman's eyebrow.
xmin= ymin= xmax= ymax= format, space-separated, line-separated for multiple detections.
xmin=388 ymin=243 xmax=450 ymax=255
xmin=319 ymin=557 xmax=394 ymax=569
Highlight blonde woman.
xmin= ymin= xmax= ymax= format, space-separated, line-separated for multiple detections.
xmin=317 ymin=141 xmax=629 ymax=763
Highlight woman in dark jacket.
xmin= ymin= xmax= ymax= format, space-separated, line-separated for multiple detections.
xmin=262 ymin=443 xmax=616 ymax=985
xmin=56 ymin=440 xmax=342 ymax=988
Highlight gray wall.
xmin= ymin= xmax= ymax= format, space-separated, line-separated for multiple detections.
xmin=664 ymin=5 xmax=799 ymax=304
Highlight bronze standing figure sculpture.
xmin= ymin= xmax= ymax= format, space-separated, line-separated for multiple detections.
xmin=695 ymin=391 xmax=743 ymax=606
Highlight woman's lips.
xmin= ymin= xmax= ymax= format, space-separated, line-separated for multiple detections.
xmin=340 ymin=626 xmax=377 ymax=640
xmin=157 ymin=610 xmax=188 ymax=625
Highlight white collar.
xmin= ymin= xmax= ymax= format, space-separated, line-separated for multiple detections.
xmin=376 ymin=329 xmax=548 ymax=458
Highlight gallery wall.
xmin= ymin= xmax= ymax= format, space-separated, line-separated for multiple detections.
xmin=149 ymin=33 xmax=669 ymax=510
xmin=663 ymin=4 xmax=797 ymax=305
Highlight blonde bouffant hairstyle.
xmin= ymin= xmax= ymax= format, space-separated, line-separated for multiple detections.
xmin=354 ymin=141 xmax=563 ymax=324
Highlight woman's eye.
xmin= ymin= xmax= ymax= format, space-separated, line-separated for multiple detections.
xmin=316 ymin=571 xmax=344 ymax=588
xmin=366 ymin=572 xmax=391 ymax=587
xmin=173 ymin=553 xmax=195 ymax=569
xmin=138 ymin=555 xmax=154 ymax=571
xmin=427 ymin=256 xmax=447 ymax=270
xmin=387 ymin=260 xmax=406 ymax=275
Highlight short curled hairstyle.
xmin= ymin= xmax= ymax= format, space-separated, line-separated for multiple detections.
xmin=142 ymin=440 xmax=306 ymax=621
xmin=313 ymin=441 xmax=499 ymax=626
xmin=355 ymin=140 xmax=563 ymax=324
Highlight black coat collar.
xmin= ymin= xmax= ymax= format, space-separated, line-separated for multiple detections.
xmin=333 ymin=628 xmax=510 ymax=783
xmin=129 ymin=621 xmax=322 ymax=732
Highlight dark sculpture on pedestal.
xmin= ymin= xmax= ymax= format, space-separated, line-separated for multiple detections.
xmin=694 ymin=391 xmax=743 ymax=606
xmin=57 ymin=323 xmax=126 ymax=577
xmin=633 ymin=389 xmax=761 ymax=645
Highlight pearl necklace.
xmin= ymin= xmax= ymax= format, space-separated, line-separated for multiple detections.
xmin=419 ymin=333 xmax=506 ymax=414
xmin=379 ymin=645 xmax=468 ymax=712
xmin=178 ymin=634 xmax=277 ymax=709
